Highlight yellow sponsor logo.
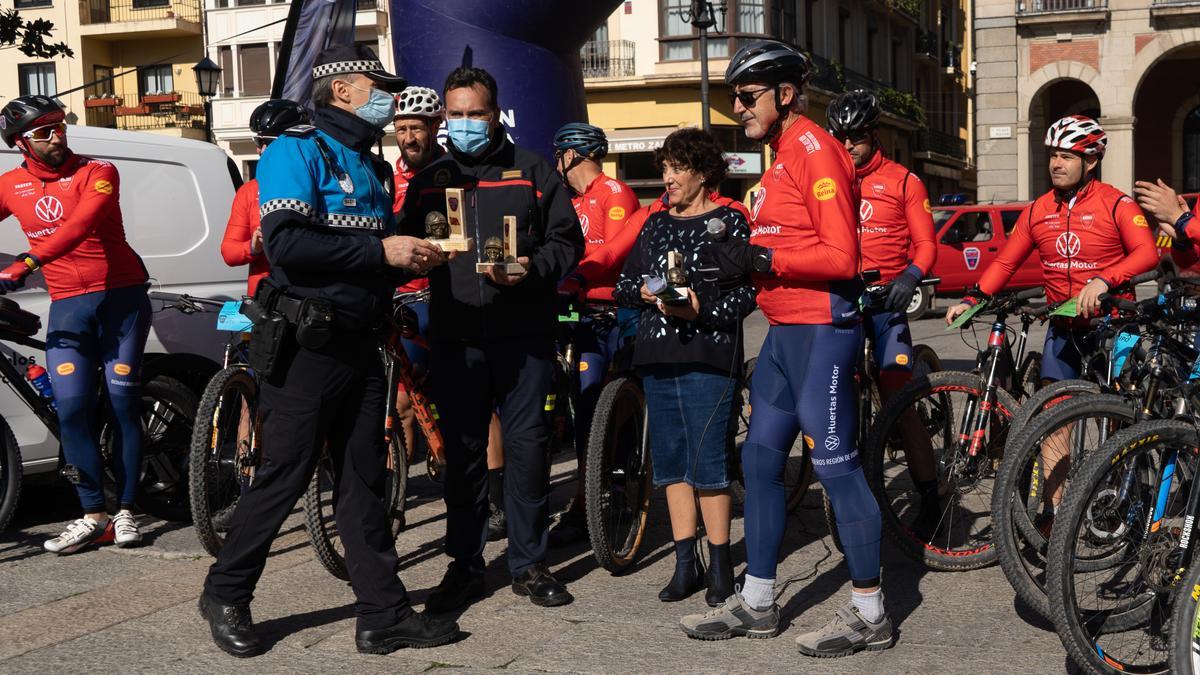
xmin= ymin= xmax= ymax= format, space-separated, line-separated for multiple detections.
xmin=896 ymin=354 xmax=909 ymax=366
xmin=1133 ymin=215 xmax=1149 ymax=228
xmin=56 ymin=362 xmax=75 ymax=376
xmin=579 ymin=361 xmax=590 ymax=372
xmin=545 ymin=394 xmax=557 ymax=411
xmin=93 ymin=180 xmax=113 ymax=195
xmin=608 ymin=206 xmax=626 ymax=221
xmin=1192 ymin=583 xmax=1200 ymax=602
xmin=812 ymin=177 xmax=837 ymax=201
xmin=803 ymin=435 xmax=815 ymax=449
xmin=923 ymin=198 xmax=932 ymax=213
xmin=113 ymin=363 xmax=131 ymax=376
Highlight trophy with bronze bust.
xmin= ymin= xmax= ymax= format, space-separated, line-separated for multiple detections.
xmin=643 ymin=250 xmax=691 ymax=306
xmin=476 ymin=216 xmax=526 ymax=275
xmin=424 ymin=187 xmax=474 ymax=252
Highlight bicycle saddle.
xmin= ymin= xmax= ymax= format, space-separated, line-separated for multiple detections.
xmin=0 ymin=296 xmax=41 ymax=337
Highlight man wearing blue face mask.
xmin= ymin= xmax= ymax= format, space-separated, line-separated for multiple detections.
xmin=199 ymin=45 xmax=460 ymax=658
xmin=400 ymin=66 xmax=584 ymax=612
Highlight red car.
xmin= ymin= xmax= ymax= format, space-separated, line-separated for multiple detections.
xmin=907 ymin=202 xmax=1041 ymax=319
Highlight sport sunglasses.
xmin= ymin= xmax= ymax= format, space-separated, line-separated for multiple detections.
xmin=729 ymin=87 xmax=772 ymax=108
xmin=23 ymin=122 xmax=66 ymax=142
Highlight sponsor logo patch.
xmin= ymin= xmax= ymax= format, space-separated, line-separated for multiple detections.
xmin=964 ymin=246 xmax=981 ymax=270
xmin=578 ymin=361 xmax=589 ymax=372
xmin=113 ymin=363 xmax=131 ymax=376
xmin=799 ymin=132 xmax=821 ymax=154
xmin=433 ymin=169 xmax=451 ymax=186
xmin=752 ymin=187 xmax=766 ymax=220
xmin=56 ymin=362 xmax=75 ymax=376
xmin=579 ymin=214 xmax=590 ymax=237
xmin=93 ymin=180 xmax=112 ymax=195
xmin=923 ymin=198 xmax=932 ymax=213
xmin=1133 ymin=215 xmax=1149 ymax=228
xmin=608 ymin=206 xmax=626 ymax=221
xmin=803 ymin=435 xmax=815 ymax=450
xmin=896 ymin=354 xmax=909 ymax=366
xmin=812 ymin=177 xmax=837 ymax=201
xmin=859 ymin=200 xmax=874 ymax=223
xmin=35 ymin=196 xmax=63 ymax=223
xmin=1056 ymin=231 xmax=1082 ymax=258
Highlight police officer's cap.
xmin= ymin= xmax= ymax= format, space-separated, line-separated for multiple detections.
xmin=312 ymin=44 xmax=407 ymax=93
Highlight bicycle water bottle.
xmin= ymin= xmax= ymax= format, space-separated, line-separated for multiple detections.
xmin=25 ymin=364 xmax=56 ymax=413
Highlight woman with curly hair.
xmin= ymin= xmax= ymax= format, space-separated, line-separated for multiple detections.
xmin=614 ymin=127 xmax=756 ymax=607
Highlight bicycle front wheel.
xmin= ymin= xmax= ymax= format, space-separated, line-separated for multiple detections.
xmin=864 ymin=370 xmax=1018 ymax=570
xmin=585 ymin=375 xmax=652 ymax=574
xmin=304 ymin=428 xmax=407 ymax=581
xmin=1169 ymin=557 xmax=1200 ymax=674
xmin=189 ymin=367 xmax=258 ymax=557
xmin=0 ymin=416 xmax=20 ymax=533
xmin=1046 ymin=419 xmax=1198 ymax=674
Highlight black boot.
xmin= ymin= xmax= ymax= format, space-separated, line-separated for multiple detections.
xmin=658 ymin=537 xmax=705 ymax=602
xmin=198 ymin=592 xmax=263 ymax=658
xmin=704 ymin=541 xmax=734 ymax=607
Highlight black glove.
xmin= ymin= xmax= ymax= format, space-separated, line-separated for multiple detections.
xmin=698 ymin=239 xmax=772 ymax=283
xmin=884 ymin=266 xmax=922 ymax=313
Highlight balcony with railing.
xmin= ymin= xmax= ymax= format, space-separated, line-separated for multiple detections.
xmin=83 ymin=87 xmax=207 ymax=138
xmin=581 ymin=40 xmax=635 ymax=80
xmin=79 ymin=0 xmax=201 ymax=36
xmin=1151 ymin=0 xmax=1200 ymax=18
xmin=913 ymin=129 xmax=967 ymax=162
xmin=809 ymin=55 xmax=925 ymax=127
xmin=1016 ymin=0 xmax=1109 ymax=24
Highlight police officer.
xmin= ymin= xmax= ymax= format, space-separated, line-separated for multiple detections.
xmin=198 ymin=45 xmax=457 ymax=658
xmin=399 ymin=67 xmax=584 ymax=611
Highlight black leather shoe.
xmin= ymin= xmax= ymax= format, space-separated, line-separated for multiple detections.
xmin=198 ymin=592 xmax=263 ymax=658
xmin=356 ymin=611 xmax=460 ymax=654
xmin=511 ymin=564 xmax=573 ymax=607
xmin=425 ymin=563 xmax=486 ymax=614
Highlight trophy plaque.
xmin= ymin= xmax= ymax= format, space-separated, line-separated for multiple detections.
xmin=655 ymin=250 xmax=691 ymax=305
xmin=425 ymin=187 xmax=473 ymax=252
xmin=476 ymin=215 xmax=526 ymax=274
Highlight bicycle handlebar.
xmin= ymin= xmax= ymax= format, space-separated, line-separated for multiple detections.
xmin=148 ymin=291 xmax=230 ymax=313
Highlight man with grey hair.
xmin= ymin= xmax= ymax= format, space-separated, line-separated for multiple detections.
xmin=198 ymin=44 xmax=458 ymax=658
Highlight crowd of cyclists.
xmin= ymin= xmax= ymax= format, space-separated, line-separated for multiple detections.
xmin=3 ymin=35 xmax=1200 ymax=669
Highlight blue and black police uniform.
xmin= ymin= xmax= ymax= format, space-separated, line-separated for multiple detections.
xmin=203 ymin=103 xmax=415 ymax=632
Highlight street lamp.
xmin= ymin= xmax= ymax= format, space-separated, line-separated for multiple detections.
xmin=192 ymin=57 xmax=221 ymax=143
xmin=677 ymin=1 xmax=726 ymax=132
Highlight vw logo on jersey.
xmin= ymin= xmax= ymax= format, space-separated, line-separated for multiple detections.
xmin=1055 ymin=231 xmax=1082 ymax=258
xmin=752 ymin=187 xmax=766 ymax=220
xmin=859 ymin=199 xmax=874 ymax=223
xmin=824 ymin=435 xmax=840 ymax=452
xmin=35 ymin=196 xmax=63 ymax=223
xmin=579 ymin=214 xmax=590 ymax=237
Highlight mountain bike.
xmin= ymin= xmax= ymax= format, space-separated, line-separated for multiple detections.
xmin=863 ymin=286 xmax=1046 ymax=570
xmin=1169 ymin=555 xmax=1200 ymax=673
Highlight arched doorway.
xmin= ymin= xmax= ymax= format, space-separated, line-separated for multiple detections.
xmin=1132 ymin=44 xmax=1200 ymax=193
xmin=1028 ymin=79 xmax=1101 ymax=196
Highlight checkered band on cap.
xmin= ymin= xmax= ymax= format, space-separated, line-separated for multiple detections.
xmin=312 ymin=60 xmax=384 ymax=80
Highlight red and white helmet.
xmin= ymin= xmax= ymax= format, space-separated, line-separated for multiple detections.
xmin=1045 ymin=115 xmax=1107 ymax=159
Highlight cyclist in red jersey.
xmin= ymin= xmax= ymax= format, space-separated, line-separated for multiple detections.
xmin=221 ymin=99 xmax=310 ymax=297
xmin=826 ymin=89 xmax=942 ymax=539
xmin=545 ymin=122 xmax=639 ymax=546
xmin=1132 ymin=177 xmax=1200 ymax=269
xmin=0 ymin=96 xmax=151 ymax=554
xmin=946 ymin=116 xmax=1157 ymax=516
xmin=682 ymin=41 xmax=894 ymax=657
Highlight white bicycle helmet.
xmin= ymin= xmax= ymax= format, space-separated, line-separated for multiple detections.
xmin=1045 ymin=115 xmax=1107 ymax=159
xmin=395 ymin=86 xmax=444 ymax=119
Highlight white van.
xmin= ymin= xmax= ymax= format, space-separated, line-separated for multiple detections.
xmin=0 ymin=125 xmax=246 ymax=475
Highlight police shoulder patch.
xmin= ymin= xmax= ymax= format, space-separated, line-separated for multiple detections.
xmin=282 ymin=125 xmax=316 ymax=137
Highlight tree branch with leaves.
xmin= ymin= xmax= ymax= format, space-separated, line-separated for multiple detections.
xmin=0 ymin=9 xmax=73 ymax=58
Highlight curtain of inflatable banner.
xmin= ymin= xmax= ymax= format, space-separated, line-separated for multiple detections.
xmin=392 ymin=0 xmax=623 ymax=162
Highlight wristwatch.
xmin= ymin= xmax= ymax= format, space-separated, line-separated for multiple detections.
xmin=751 ymin=247 xmax=773 ymax=275
xmin=1174 ymin=211 xmax=1195 ymax=246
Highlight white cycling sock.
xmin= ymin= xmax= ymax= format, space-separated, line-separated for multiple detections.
xmin=851 ymin=588 xmax=885 ymax=623
xmin=740 ymin=574 xmax=775 ymax=611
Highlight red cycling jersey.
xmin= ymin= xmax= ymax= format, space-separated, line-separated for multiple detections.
xmin=571 ymin=172 xmax=638 ymax=303
xmin=393 ymin=154 xmax=434 ymax=294
xmin=855 ymin=149 xmax=936 ymax=281
xmin=975 ymin=179 xmax=1157 ymax=304
xmin=220 ymin=178 xmax=270 ymax=296
xmin=1169 ymin=199 xmax=1200 ymax=271
xmin=0 ymin=152 xmax=146 ymax=301
xmin=751 ymin=116 xmax=861 ymax=325
xmin=570 ymin=191 xmax=751 ymax=300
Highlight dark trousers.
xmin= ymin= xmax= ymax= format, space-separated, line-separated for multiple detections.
xmin=203 ymin=334 xmax=410 ymax=631
xmin=431 ymin=336 xmax=555 ymax=577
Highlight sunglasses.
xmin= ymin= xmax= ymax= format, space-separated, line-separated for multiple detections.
xmin=23 ymin=122 xmax=66 ymax=142
xmin=833 ymin=131 xmax=872 ymax=145
xmin=729 ymin=87 xmax=772 ymax=108
xmin=253 ymin=135 xmax=276 ymax=149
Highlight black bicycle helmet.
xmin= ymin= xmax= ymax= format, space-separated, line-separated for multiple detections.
xmin=0 ymin=95 xmax=64 ymax=148
xmin=725 ymin=40 xmax=812 ymax=88
xmin=827 ymin=89 xmax=881 ymax=139
xmin=249 ymin=99 xmax=310 ymax=138
xmin=553 ymin=122 xmax=608 ymax=160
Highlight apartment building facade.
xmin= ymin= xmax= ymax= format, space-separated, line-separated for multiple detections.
xmin=975 ymin=0 xmax=1200 ymax=201
xmin=582 ymin=0 xmax=974 ymax=202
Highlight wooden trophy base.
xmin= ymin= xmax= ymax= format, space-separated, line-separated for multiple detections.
xmin=428 ymin=236 xmax=473 ymax=252
xmin=658 ymin=285 xmax=691 ymax=305
xmin=476 ymin=261 xmax=526 ymax=274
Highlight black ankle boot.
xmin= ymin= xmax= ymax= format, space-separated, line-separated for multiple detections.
xmin=704 ymin=541 xmax=734 ymax=607
xmin=659 ymin=537 xmax=705 ymax=602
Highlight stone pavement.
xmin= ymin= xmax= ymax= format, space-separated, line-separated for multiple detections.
xmin=0 ymin=309 xmax=1072 ymax=674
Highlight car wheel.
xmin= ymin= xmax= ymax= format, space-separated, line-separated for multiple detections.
xmin=905 ymin=284 xmax=931 ymax=321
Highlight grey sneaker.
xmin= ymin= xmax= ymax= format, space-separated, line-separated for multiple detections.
xmin=680 ymin=593 xmax=780 ymax=640
xmin=794 ymin=602 xmax=894 ymax=658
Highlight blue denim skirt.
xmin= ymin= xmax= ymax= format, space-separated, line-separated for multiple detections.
xmin=641 ymin=364 xmax=737 ymax=490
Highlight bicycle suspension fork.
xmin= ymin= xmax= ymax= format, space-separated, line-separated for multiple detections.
xmin=959 ymin=321 xmax=1007 ymax=457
